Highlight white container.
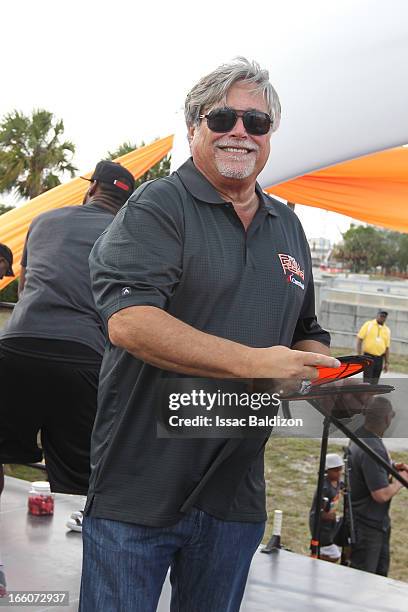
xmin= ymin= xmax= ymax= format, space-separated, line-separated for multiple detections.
xmin=28 ymin=481 xmax=54 ymax=516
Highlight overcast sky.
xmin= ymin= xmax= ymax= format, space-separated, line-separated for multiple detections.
xmin=1 ymin=0 xmax=377 ymax=243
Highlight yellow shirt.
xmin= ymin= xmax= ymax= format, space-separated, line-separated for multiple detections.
xmin=357 ymin=319 xmax=391 ymax=356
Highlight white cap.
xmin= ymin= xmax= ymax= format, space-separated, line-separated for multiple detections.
xmin=325 ymin=453 xmax=344 ymax=470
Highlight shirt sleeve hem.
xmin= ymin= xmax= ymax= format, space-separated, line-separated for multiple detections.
xmin=101 ymin=296 xmax=166 ymax=322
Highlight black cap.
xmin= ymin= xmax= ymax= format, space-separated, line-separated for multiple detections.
xmin=82 ymin=161 xmax=135 ymax=195
xmin=0 ymin=243 xmax=14 ymax=276
xmin=377 ymin=310 xmax=388 ymax=316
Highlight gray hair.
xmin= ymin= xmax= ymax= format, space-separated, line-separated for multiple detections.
xmin=184 ymin=57 xmax=281 ymax=133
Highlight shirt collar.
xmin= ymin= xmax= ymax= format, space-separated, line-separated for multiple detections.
xmin=175 ymin=158 xmax=278 ymax=216
xmin=373 ymin=320 xmax=387 ymax=328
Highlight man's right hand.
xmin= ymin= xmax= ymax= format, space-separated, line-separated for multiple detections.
xmin=109 ymin=307 xmax=338 ymax=381
xmin=248 ymin=345 xmax=340 ymax=380
xmin=395 ymin=470 xmax=408 ymax=489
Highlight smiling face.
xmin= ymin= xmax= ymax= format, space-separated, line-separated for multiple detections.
xmin=189 ymin=81 xmax=272 ymax=189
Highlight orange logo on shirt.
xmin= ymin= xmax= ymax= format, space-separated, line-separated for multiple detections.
xmin=278 ymin=254 xmax=305 ymax=280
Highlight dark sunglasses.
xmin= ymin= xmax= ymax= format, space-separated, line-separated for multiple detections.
xmin=199 ymin=107 xmax=273 ymax=136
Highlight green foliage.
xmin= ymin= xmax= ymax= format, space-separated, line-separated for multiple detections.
xmin=397 ymin=233 xmax=408 ymax=272
xmin=0 ymin=109 xmax=77 ymax=199
xmin=106 ymin=140 xmax=171 ymax=189
xmin=333 ymin=224 xmax=408 ymax=274
xmin=0 ymin=202 xmax=14 ymax=215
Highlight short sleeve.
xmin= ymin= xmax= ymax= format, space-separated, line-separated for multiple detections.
xmin=291 ymin=275 xmax=331 ymax=347
xmin=89 ymin=180 xmax=184 ymax=323
xmin=357 ymin=322 xmax=368 ymax=340
xmin=360 ymin=448 xmax=390 ymax=492
xmin=386 ymin=328 xmax=391 ymax=348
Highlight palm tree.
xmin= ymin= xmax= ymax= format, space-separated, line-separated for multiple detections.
xmin=0 ymin=109 xmax=77 ymax=199
xmin=106 ymin=140 xmax=171 ymax=189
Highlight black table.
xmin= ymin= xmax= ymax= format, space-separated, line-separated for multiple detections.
xmin=2 ymin=477 xmax=408 ymax=611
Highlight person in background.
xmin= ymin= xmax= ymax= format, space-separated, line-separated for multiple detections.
xmin=0 ymin=244 xmax=14 ymax=281
xmin=309 ymin=453 xmax=344 ymax=562
xmin=357 ymin=310 xmax=391 ymax=383
xmin=0 ymin=162 xmax=135 ymax=523
xmin=0 ymin=242 xmax=14 ymax=596
xmin=349 ymin=396 xmax=408 ymax=576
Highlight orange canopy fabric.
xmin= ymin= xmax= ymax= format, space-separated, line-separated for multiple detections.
xmin=0 ymin=136 xmax=173 ymax=290
xmin=268 ymin=147 xmax=408 ymax=233
xmin=1 ymin=140 xmax=408 ymax=292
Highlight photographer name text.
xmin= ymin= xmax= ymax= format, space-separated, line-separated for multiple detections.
xmin=168 ymin=415 xmax=303 ymax=428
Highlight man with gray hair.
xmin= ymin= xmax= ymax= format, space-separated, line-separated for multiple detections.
xmin=80 ymin=58 xmax=338 ymax=610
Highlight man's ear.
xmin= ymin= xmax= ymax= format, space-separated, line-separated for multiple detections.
xmin=82 ymin=181 xmax=98 ymax=205
xmin=88 ymin=181 xmax=98 ymax=197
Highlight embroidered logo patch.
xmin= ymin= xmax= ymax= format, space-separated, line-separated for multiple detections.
xmin=278 ymin=254 xmax=305 ymax=290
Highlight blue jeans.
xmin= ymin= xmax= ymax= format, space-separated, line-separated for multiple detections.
xmin=79 ymin=509 xmax=265 ymax=612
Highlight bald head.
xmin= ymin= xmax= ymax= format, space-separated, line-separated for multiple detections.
xmin=364 ymin=395 xmax=394 ymax=431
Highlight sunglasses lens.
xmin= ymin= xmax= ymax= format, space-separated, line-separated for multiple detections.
xmin=206 ymin=108 xmax=237 ymax=132
xmin=243 ymin=111 xmax=271 ymax=135
xmin=205 ymin=108 xmax=271 ymax=135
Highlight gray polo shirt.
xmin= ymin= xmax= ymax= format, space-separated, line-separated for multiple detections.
xmin=349 ymin=427 xmax=391 ymax=531
xmin=86 ymin=158 xmax=330 ymax=526
xmin=1 ymin=202 xmax=114 ymax=357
